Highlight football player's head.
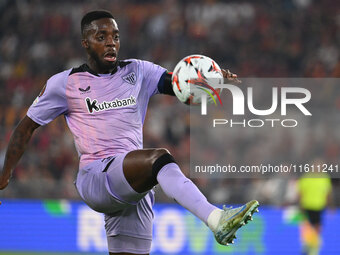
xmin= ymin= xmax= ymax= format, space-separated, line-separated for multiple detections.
xmin=81 ymin=10 xmax=120 ymax=73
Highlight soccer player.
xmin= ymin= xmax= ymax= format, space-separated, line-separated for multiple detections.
xmin=298 ymin=169 xmax=333 ymax=255
xmin=0 ymin=10 xmax=259 ymax=255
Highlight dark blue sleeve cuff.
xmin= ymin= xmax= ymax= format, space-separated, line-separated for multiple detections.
xmin=157 ymin=71 xmax=175 ymax=96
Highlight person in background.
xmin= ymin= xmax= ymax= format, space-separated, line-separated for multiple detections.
xmin=297 ymin=162 xmax=334 ymax=255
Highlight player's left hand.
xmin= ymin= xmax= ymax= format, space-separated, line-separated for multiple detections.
xmin=222 ymin=69 xmax=241 ymax=83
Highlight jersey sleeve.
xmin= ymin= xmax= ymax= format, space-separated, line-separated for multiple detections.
xmin=27 ymin=70 xmax=69 ymax=126
xmin=141 ymin=60 xmax=167 ymax=97
xmin=325 ymin=177 xmax=332 ymax=193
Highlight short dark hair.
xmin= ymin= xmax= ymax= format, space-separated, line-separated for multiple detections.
xmin=81 ymin=10 xmax=114 ymax=36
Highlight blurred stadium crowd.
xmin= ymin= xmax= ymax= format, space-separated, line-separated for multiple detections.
xmin=1 ymin=0 xmax=340 ymax=205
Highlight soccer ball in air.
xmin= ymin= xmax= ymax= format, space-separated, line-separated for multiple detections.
xmin=171 ymin=54 xmax=223 ymax=105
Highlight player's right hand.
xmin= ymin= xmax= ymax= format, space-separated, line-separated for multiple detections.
xmin=0 ymin=170 xmax=11 ymax=190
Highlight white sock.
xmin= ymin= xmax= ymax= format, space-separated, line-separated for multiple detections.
xmin=207 ymin=208 xmax=223 ymax=232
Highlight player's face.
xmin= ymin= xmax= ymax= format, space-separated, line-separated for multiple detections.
xmin=83 ymin=18 xmax=120 ymax=73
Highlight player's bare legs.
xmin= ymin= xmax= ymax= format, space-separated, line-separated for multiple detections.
xmin=122 ymin=148 xmax=259 ymax=246
xmin=122 ymin=148 xmax=167 ymax=193
xmin=123 ymin=148 xmax=217 ymax=222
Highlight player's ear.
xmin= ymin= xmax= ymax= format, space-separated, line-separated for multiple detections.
xmin=81 ymin=39 xmax=89 ymax=49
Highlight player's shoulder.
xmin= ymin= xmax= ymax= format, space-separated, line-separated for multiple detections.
xmin=46 ymin=69 xmax=72 ymax=88
xmin=123 ymin=58 xmax=143 ymax=64
xmin=123 ymin=58 xmax=157 ymax=68
xmin=117 ymin=59 xmax=137 ymax=71
xmin=118 ymin=59 xmax=147 ymax=75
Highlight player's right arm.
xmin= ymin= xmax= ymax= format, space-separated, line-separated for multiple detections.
xmin=0 ymin=70 xmax=69 ymax=191
xmin=0 ymin=116 xmax=40 ymax=190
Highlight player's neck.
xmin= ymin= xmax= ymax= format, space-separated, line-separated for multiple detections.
xmin=87 ymin=59 xmax=118 ymax=74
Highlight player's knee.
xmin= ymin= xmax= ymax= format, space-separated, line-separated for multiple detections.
xmin=150 ymin=148 xmax=176 ymax=181
xmin=148 ymin=148 xmax=170 ymax=165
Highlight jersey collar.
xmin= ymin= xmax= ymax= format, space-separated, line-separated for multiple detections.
xmin=70 ymin=61 xmax=132 ymax=77
xmin=83 ymin=62 xmax=118 ymax=76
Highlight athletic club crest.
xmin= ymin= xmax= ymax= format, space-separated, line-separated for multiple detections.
xmin=122 ymin=72 xmax=137 ymax=85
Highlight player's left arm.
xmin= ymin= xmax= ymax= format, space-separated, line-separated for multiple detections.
xmin=221 ymin=69 xmax=241 ymax=83
xmin=157 ymin=71 xmax=175 ymax=96
xmin=158 ymin=69 xmax=240 ymax=96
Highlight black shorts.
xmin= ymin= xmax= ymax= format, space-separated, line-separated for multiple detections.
xmin=304 ymin=209 xmax=323 ymax=226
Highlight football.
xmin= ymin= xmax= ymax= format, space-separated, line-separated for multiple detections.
xmin=171 ymin=54 xmax=223 ymax=105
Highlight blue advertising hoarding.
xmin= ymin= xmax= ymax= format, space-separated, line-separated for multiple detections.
xmin=0 ymin=200 xmax=339 ymax=254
